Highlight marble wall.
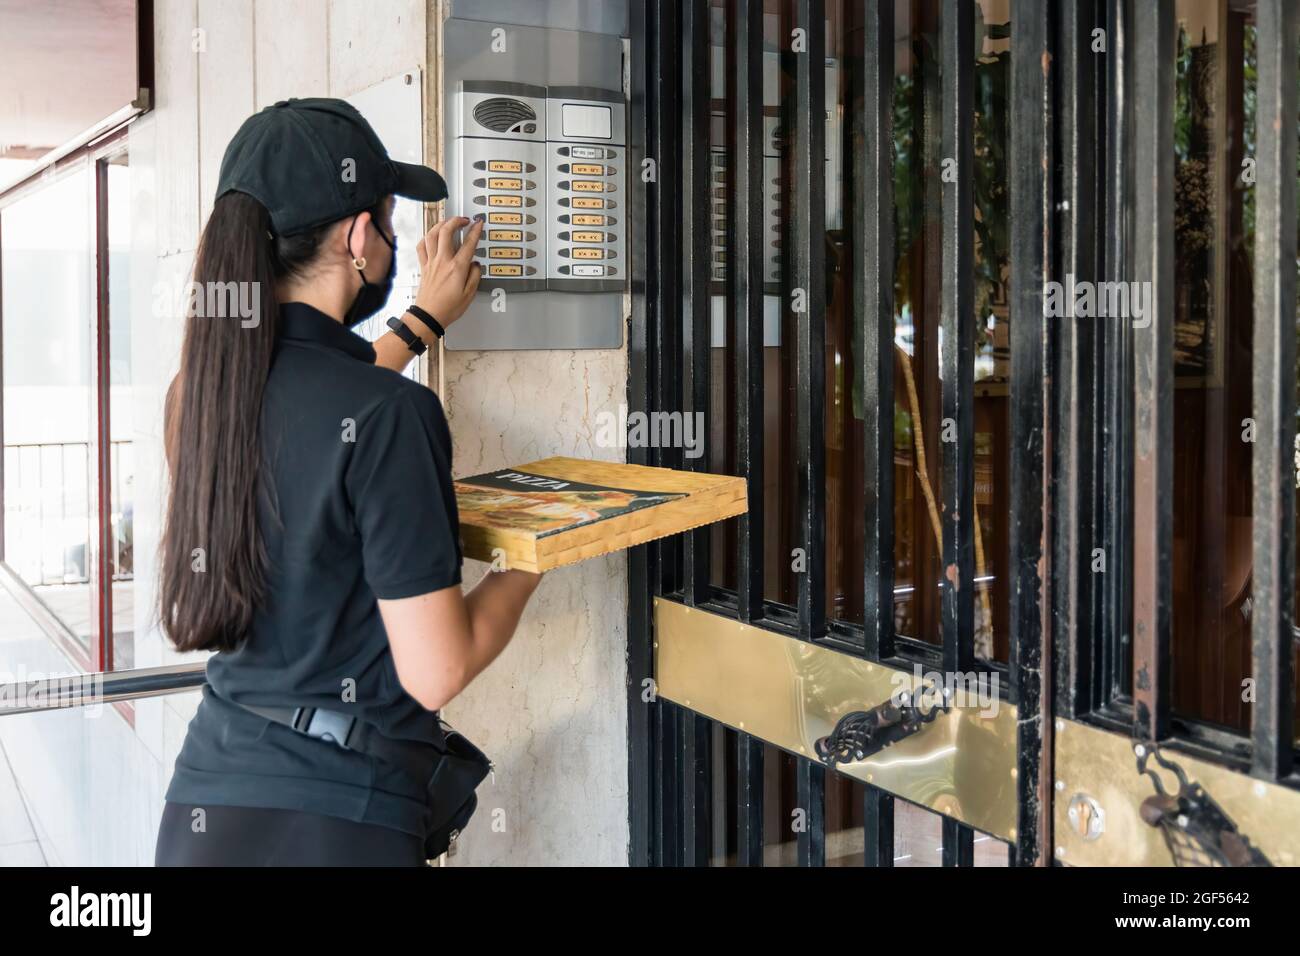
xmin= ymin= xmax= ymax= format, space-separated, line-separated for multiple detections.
xmin=438 ymin=350 xmax=630 ymax=866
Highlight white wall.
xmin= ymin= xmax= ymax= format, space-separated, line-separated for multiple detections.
xmin=2 ymin=0 xmax=628 ymax=867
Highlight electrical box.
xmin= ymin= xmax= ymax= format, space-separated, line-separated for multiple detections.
xmin=442 ymin=19 xmax=627 ymax=351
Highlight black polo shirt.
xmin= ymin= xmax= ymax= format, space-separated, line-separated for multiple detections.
xmin=165 ymin=301 xmax=463 ymax=837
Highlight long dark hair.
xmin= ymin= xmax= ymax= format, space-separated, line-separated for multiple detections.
xmin=159 ymin=193 xmax=330 ymax=652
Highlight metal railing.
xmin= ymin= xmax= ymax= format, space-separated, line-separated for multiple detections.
xmin=3 ymin=439 xmax=134 ymax=586
xmin=0 ymin=663 xmax=205 ymax=716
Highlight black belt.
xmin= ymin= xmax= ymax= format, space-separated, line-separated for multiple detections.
xmin=235 ymin=702 xmax=442 ymax=786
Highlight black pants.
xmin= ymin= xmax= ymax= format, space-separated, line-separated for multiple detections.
xmin=154 ymin=801 xmax=427 ymax=867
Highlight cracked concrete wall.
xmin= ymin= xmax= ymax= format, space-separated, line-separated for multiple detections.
xmin=437 ymin=350 xmax=630 ymax=865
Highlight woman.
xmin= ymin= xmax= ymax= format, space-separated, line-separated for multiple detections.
xmin=154 ymin=98 xmax=541 ymax=866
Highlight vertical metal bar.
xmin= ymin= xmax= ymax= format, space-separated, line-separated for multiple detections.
xmin=1052 ymin=0 xmax=1102 ymax=720
xmin=729 ymin=0 xmax=766 ymax=622
xmin=863 ymin=788 xmax=894 ymax=867
xmin=941 ymin=817 xmax=974 ymax=867
xmin=680 ymin=708 xmax=698 ymax=865
xmin=654 ymin=0 xmax=683 ymax=599
xmin=1130 ymin=0 xmax=1174 ymax=743
xmin=1250 ymin=0 xmax=1298 ymax=781
xmin=736 ymin=732 xmax=765 ymax=866
xmin=94 ymin=156 xmax=113 ymax=672
xmin=654 ymin=703 xmax=682 ymax=867
xmin=1101 ymin=0 xmax=1133 ymax=709
xmin=681 ymin=0 xmax=712 ymax=606
xmin=939 ymin=0 xmax=975 ymax=675
xmin=675 ymin=0 xmax=715 ymax=840
xmin=795 ymin=758 xmax=826 ymax=867
xmin=791 ymin=0 xmax=827 ymax=639
xmin=681 ymin=712 xmax=713 ymax=865
xmin=38 ymin=450 xmax=45 ymax=583
xmin=1010 ymin=0 xmax=1055 ymax=868
xmin=626 ymin=0 xmax=660 ymax=867
xmin=853 ymin=0 xmax=895 ymax=660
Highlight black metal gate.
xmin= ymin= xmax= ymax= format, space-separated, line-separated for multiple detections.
xmin=626 ymin=0 xmax=1300 ymax=868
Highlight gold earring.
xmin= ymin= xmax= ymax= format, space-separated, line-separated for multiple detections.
xmin=353 ymin=256 xmax=367 ymax=270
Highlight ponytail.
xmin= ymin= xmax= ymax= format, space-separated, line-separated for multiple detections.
xmin=160 ymin=193 xmax=327 ymax=652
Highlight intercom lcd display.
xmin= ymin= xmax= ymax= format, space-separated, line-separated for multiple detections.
xmin=561 ymin=104 xmax=612 ymax=140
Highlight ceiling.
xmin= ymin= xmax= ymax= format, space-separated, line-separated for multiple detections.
xmin=0 ymin=0 xmax=138 ymax=161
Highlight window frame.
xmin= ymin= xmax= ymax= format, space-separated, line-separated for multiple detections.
xmin=0 ymin=126 xmax=135 ymax=702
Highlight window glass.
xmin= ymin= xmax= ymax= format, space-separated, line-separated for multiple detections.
xmin=1164 ymin=0 xmax=1300 ymax=738
xmin=1 ymin=167 xmax=95 ymax=652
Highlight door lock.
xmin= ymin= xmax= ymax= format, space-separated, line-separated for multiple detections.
xmin=814 ymin=685 xmax=951 ymax=768
xmin=1066 ymin=792 xmax=1106 ymax=841
xmin=1134 ymin=743 xmax=1272 ymax=867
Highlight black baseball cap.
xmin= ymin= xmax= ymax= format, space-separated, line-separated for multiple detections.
xmin=215 ymin=97 xmax=448 ymax=237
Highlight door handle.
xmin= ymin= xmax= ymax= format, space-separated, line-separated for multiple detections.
xmin=814 ymin=684 xmax=951 ymax=768
xmin=1135 ymin=743 xmax=1272 ymax=867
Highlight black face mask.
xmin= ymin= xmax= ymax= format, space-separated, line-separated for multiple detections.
xmin=343 ymin=215 xmax=397 ymax=328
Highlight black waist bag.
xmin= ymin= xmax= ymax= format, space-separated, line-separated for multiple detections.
xmin=424 ymin=718 xmax=493 ymax=858
xmin=232 ymin=700 xmax=491 ymax=859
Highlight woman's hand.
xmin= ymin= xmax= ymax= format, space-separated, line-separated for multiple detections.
xmin=412 ymin=216 xmax=483 ymax=332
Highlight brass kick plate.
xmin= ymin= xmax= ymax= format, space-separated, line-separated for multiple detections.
xmin=653 ymin=598 xmax=1019 ymax=841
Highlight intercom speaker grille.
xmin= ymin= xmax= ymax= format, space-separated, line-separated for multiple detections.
xmin=473 ymin=97 xmax=537 ymax=134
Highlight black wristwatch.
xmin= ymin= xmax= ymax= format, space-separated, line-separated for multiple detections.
xmin=386 ymin=315 xmax=428 ymax=355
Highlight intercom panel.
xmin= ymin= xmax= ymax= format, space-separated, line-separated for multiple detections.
xmin=442 ymin=18 xmax=627 ymax=351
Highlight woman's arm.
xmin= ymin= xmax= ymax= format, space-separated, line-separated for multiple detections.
xmin=377 ymin=569 xmax=542 ymax=710
xmin=373 ymin=216 xmax=483 ymax=375
xmin=372 ymin=309 xmax=441 ymax=373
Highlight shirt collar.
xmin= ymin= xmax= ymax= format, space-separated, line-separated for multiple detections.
xmin=278 ymin=301 xmax=376 ymax=363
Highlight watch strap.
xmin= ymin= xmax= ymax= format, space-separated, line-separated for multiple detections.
xmin=405 ymin=304 xmax=446 ymax=340
xmin=386 ymin=315 xmax=428 ymax=355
